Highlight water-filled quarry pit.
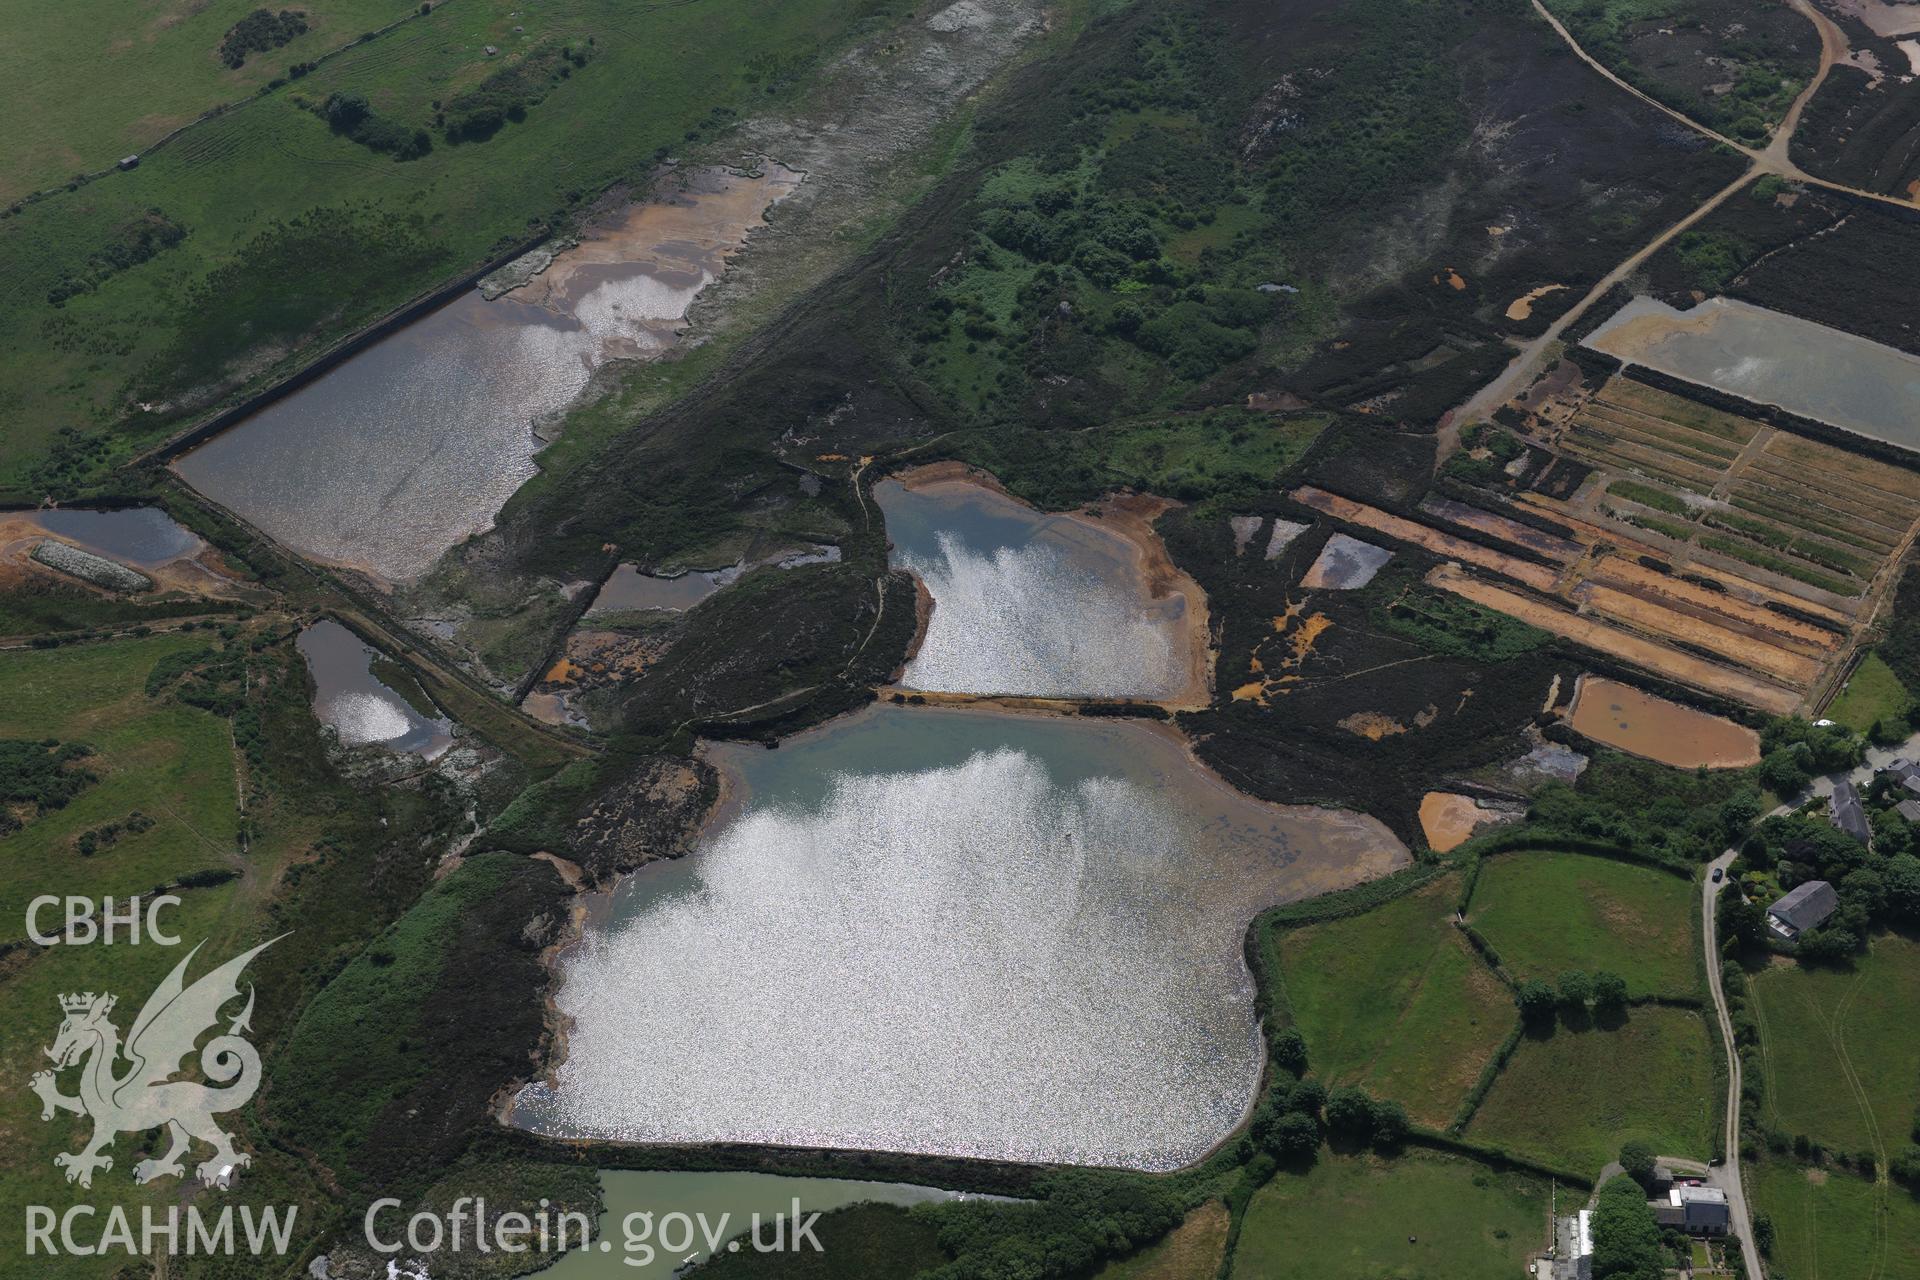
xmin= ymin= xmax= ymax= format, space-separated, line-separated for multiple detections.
xmin=874 ymin=466 xmax=1210 ymax=705
xmin=513 ymin=703 xmax=1405 ymax=1171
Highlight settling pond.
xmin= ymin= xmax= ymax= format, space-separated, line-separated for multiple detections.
xmin=297 ymin=619 xmax=452 ymax=758
xmin=514 ymin=702 xmax=1404 ymax=1171
xmin=874 ymin=472 xmax=1207 ymax=702
xmin=1584 ymin=296 xmax=1920 ymax=451
xmin=175 ymin=166 xmax=800 ymax=581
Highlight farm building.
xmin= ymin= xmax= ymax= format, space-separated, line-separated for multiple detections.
xmin=1828 ymin=779 xmax=1870 ymax=844
xmin=1767 ymin=880 xmax=1838 ymax=941
xmin=1651 ymin=1185 xmax=1731 ymax=1236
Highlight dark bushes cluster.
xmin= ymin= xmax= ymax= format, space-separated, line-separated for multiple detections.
xmin=321 ymin=92 xmax=432 ymax=160
xmin=219 ymin=8 xmax=308 ymax=69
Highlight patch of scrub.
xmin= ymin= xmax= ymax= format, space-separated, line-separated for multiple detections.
xmin=1300 ymin=534 xmax=1393 ymax=589
xmin=540 ymin=1171 xmax=986 ymax=1279
xmin=1567 ymin=675 xmax=1759 ymax=768
xmin=297 ymin=619 xmax=452 ymax=758
xmin=513 ymin=704 xmax=1405 ymax=1171
xmin=1584 ymin=296 xmax=1920 ymax=452
xmin=175 ymin=165 xmax=802 ymax=583
xmin=876 ymin=468 xmax=1208 ymax=703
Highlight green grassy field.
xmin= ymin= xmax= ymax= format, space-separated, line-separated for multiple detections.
xmin=0 ymin=0 xmax=422 ymax=200
xmin=1273 ymin=874 xmax=1516 ymax=1127
xmin=1465 ymin=1006 xmax=1717 ymax=1175
xmin=1828 ymin=652 xmax=1915 ymax=737
xmin=1751 ymin=934 xmax=1920 ymax=1156
xmin=1468 ymin=851 xmax=1700 ymax=998
xmin=0 ymin=0 xmax=895 ymax=490
xmin=1229 ymin=1151 xmax=1548 ymax=1279
xmin=0 ymin=633 xmax=281 ymax=1279
xmin=0 ymin=632 xmax=240 ymax=939
xmin=1096 ymin=1200 xmax=1229 ymax=1280
xmin=1750 ymin=1159 xmax=1920 ymax=1280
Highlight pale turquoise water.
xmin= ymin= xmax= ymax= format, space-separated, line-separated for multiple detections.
xmin=514 ymin=703 xmax=1402 ymax=1171
xmin=874 ymin=479 xmax=1191 ymax=698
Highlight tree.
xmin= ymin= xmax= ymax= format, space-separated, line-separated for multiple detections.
xmin=1267 ymin=1110 xmax=1320 ymax=1160
xmin=1719 ymin=788 xmax=1762 ymax=839
xmin=1619 ymin=1139 xmax=1657 ymax=1190
xmin=1882 ymin=853 xmax=1920 ymax=923
xmin=1269 ymin=1026 xmax=1307 ymax=1073
xmin=1752 ymin=1210 xmax=1775 ymax=1256
xmin=1757 ymin=745 xmax=1811 ymax=796
xmin=1283 ymin=1077 xmax=1326 ymax=1117
xmin=1558 ymin=969 xmax=1594 ymax=1008
xmin=1324 ymin=1086 xmax=1375 ymax=1136
xmin=1592 ymin=1175 xmax=1665 ymax=1280
xmin=1517 ymin=979 xmax=1557 ymax=1025
xmin=1891 ymin=1145 xmax=1920 ymax=1188
xmin=1371 ymin=1099 xmax=1410 ymax=1148
xmin=1796 ymin=926 xmax=1859 ymax=964
xmin=1592 ymin=971 xmax=1629 ymax=1013
xmin=1718 ymin=888 xmax=1767 ymax=951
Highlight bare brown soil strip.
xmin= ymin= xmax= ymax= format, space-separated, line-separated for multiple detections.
xmin=1513 ymin=495 xmax=1860 ymax=625
xmin=1572 ymin=581 xmax=1822 ymax=685
xmin=1429 ymin=566 xmax=1803 ymax=713
xmin=1585 ymin=556 xmax=1843 ymax=651
xmin=1290 ymin=487 xmax=1563 ymax=591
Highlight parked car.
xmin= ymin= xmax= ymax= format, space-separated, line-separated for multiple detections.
xmin=1712 ymin=868 xmax=1724 ymax=882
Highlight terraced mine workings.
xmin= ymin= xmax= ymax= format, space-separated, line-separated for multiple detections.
xmin=1290 ymin=467 xmax=1871 ymax=716
xmin=1407 ymin=367 xmax=1920 ymax=712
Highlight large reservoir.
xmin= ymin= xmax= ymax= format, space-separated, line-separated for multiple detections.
xmin=175 ymin=166 xmax=799 ymax=581
xmin=514 ymin=703 xmax=1403 ymax=1170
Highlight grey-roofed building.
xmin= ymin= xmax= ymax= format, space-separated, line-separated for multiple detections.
xmin=1673 ymin=1186 xmax=1731 ymax=1236
xmin=1768 ymin=880 xmax=1838 ymax=941
xmin=1898 ymin=799 xmax=1920 ymax=824
xmin=1830 ymin=779 xmax=1871 ymax=844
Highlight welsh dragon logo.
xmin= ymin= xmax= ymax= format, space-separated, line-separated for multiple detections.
xmin=30 ymin=938 xmax=278 ymax=1189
